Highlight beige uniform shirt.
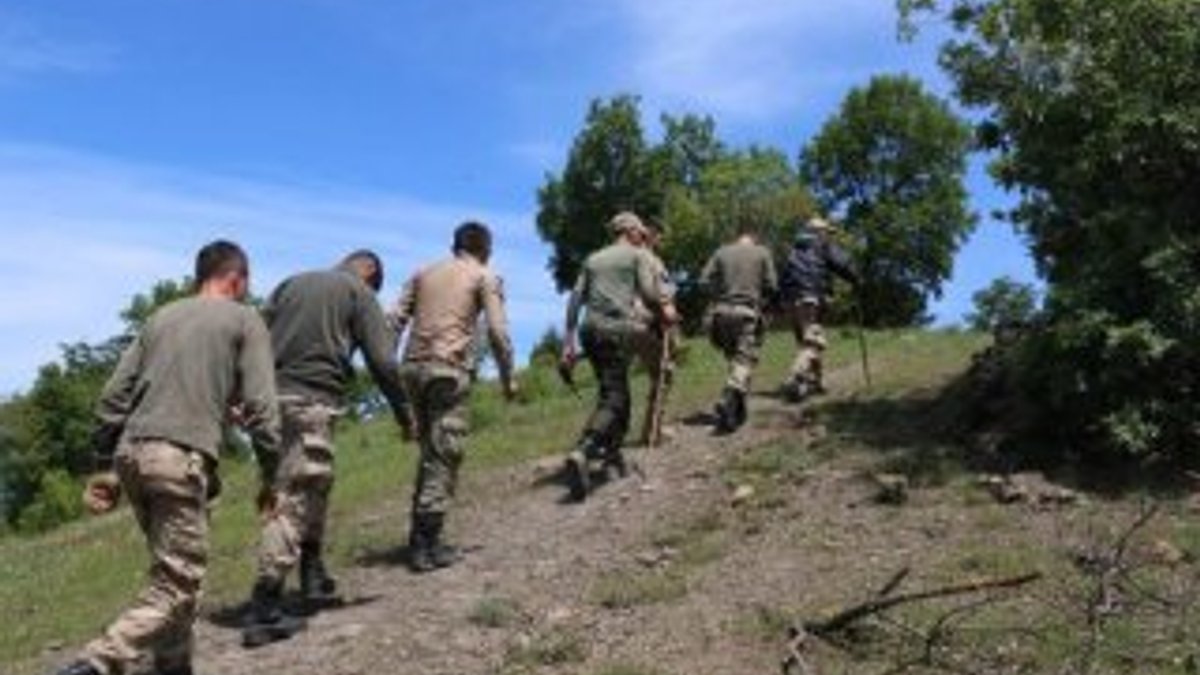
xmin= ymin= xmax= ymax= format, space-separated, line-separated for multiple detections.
xmin=391 ymin=254 xmax=514 ymax=381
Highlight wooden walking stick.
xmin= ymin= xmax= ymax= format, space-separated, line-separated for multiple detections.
xmin=646 ymin=328 xmax=672 ymax=448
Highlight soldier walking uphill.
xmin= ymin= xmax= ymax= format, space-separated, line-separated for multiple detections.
xmin=561 ymin=212 xmax=677 ymax=502
xmin=779 ymin=217 xmax=860 ymax=402
xmin=700 ymin=225 xmax=778 ymax=434
xmin=632 ymin=220 xmax=679 ymax=447
xmin=242 ymin=250 xmax=415 ymax=647
xmin=390 ymin=222 xmax=517 ymax=573
xmin=58 ymin=242 xmax=283 ymax=675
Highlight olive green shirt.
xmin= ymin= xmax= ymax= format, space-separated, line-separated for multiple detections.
xmin=568 ymin=241 xmax=666 ymax=334
xmin=264 ymin=267 xmax=409 ymax=424
xmin=700 ymin=240 xmax=779 ymax=310
xmin=95 ymin=297 xmax=282 ymax=475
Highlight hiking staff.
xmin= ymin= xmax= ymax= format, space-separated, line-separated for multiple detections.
xmin=645 ymin=326 xmax=672 ymax=448
xmin=854 ymin=287 xmax=872 ymax=390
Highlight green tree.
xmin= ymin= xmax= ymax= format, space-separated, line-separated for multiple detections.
xmin=800 ymin=74 xmax=975 ymax=326
xmin=902 ymin=0 xmax=1200 ymax=464
xmin=537 ymin=95 xmax=660 ymax=291
xmin=0 ymin=277 xmax=200 ymax=529
xmin=965 ymin=277 xmax=1039 ymax=332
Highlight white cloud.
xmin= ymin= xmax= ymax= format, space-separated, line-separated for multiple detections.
xmin=615 ymin=0 xmax=936 ymax=121
xmin=0 ymin=144 xmax=560 ymax=392
xmin=0 ymin=14 xmax=115 ymax=77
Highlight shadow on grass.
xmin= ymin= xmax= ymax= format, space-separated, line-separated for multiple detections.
xmin=820 ymin=375 xmax=1194 ymax=497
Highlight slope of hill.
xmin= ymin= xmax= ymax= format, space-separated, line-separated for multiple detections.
xmin=4 ymin=329 xmax=1197 ymax=674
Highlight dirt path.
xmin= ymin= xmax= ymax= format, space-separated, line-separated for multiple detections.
xmin=193 ymin=378 xmax=824 ymax=675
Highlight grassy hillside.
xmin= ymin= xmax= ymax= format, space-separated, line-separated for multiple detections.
xmin=0 ymin=328 xmax=982 ymax=669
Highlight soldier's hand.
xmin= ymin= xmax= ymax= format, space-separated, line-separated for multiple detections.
xmin=83 ymin=472 xmax=121 ymax=515
xmin=661 ymin=303 xmax=680 ymax=326
xmin=561 ymin=342 xmax=578 ymax=368
xmin=503 ymin=378 xmax=520 ymax=402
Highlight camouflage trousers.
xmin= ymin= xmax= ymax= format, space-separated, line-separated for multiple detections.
xmin=788 ymin=300 xmax=827 ymax=386
xmin=257 ymin=398 xmax=340 ymax=583
xmin=708 ymin=304 xmax=764 ymax=393
xmin=83 ymin=440 xmax=212 ymax=675
xmin=578 ymin=325 xmax=634 ymax=453
xmin=402 ymin=363 xmax=471 ymax=517
xmin=632 ymin=324 xmax=678 ymax=444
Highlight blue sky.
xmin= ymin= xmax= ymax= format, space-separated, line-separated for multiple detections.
xmin=0 ymin=0 xmax=1037 ymax=393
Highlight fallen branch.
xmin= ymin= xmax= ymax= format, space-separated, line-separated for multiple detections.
xmin=803 ymin=571 xmax=1043 ymax=638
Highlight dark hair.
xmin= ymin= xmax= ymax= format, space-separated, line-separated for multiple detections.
xmin=342 ymin=249 xmax=384 ymax=291
xmin=452 ymin=221 xmax=493 ymax=259
xmin=194 ymin=240 xmax=248 ymax=287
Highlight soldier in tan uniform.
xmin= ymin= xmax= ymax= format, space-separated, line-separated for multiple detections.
xmin=562 ymin=212 xmax=677 ymax=501
xmin=632 ymin=221 xmax=678 ymax=446
xmin=243 ymin=250 xmax=414 ymax=647
xmin=700 ymin=225 xmax=779 ymax=433
xmin=59 ymin=241 xmax=282 ymax=675
xmin=390 ymin=221 xmax=517 ymax=573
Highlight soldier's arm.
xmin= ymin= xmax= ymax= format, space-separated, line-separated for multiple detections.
xmin=699 ymin=253 xmax=720 ymax=294
xmin=351 ymin=288 xmax=415 ymax=433
xmin=481 ymin=273 xmax=517 ymax=395
xmin=387 ymin=275 xmax=418 ymax=342
xmin=237 ymin=311 xmax=283 ymax=486
xmin=825 ymin=242 xmax=860 ymax=286
xmin=564 ymin=271 xmax=586 ymax=357
xmin=636 ymin=251 xmax=677 ymax=325
xmin=91 ymin=332 xmax=146 ymax=470
xmin=763 ymin=250 xmax=780 ymax=299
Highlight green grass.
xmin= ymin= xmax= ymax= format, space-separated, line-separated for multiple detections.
xmin=501 ymin=627 xmax=589 ymax=671
xmin=0 ymin=328 xmax=982 ymax=670
xmin=467 ymin=595 xmax=524 ymax=629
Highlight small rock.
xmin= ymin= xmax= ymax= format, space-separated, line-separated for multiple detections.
xmin=873 ymin=473 xmax=909 ymax=505
xmin=546 ymin=606 xmax=574 ymax=624
xmin=1037 ymin=486 xmax=1081 ymax=508
xmin=731 ymin=484 xmax=756 ymax=506
xmin=979 ymin=475 xmax=1028 ymax=504
xmin=1147 ymin=539 xmax=1188 ymax=566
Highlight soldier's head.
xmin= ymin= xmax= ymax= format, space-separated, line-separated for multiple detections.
xmin=453 ymin=221 xmax=493 ymax=264
xmin=806 ymin=216 xmax=834 ymax=237
xmin=194 ymin=239 xmax=250 ymax=301
xmin=644 ymin=219 xmax=664 ymax=249
xmin=609 ymin=211 xmax=648 ymax=246
xmin=341 ymin=249 xmax=385 ymax=292
xmin=735 ymin=221 xmax=759 ymax=242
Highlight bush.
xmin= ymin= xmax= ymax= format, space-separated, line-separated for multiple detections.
xmin=17 ymin=470 xmax=84 ymax=534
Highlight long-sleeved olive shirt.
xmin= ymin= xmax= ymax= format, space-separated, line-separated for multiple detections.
xmin=390 ymin=254 xmax=515 ymax=384
xmin=700 ymin=239 xmax=779 ymax=310
xmin=264 ymin=267 xmax=409 ymax=424
xmin=94 ymin=296 xmax=282 ymax=478
xmin=568 ymin=241 xmax=667 ymax=335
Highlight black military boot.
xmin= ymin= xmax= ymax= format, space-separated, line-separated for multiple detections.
xmin=242 ymin=578 xmax=306 ymax=648
xmin=714 ymin=387 xmax=739 ymax=434
xmin=299 ymin=541 xmax=339 ymax=606
xmin=782 ymin=377 xmax=809 ymax=404
xmin=408 ymin=513 xmax=459 ymax=573
xmin=732 ymin=388 xmax=748 ymax=429
xmin=54 ymin=661 xmax=101 ymax=675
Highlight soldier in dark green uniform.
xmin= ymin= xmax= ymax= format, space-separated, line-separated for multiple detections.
xmin=561 ymin=212 xmax=677 ymax=502
xmin=242 ymin=250 xmax=414 ymax=647
xmin=59 ymin=241 xmax=282 ymax=675
xmin=700 ymin=225 xmax=778 ymax=433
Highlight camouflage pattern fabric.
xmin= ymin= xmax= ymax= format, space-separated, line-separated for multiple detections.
xmin=708 ymin=304 xmax=764 ymax=393
xmin=580 ymin=325 xmax=634 ymax=452
xmin=401 ymin=364 xmax=471 ymax=517
xmin=257 ymin=398 xmax=340 ymax=583
xmin=788 ymin=299 xmax=826 ymax=386
xmin=83 ymin=440 xmax=211 ymax=675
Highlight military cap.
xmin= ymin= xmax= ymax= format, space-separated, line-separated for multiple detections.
xmin=609 ymin=211 xmax=648 ymax=236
